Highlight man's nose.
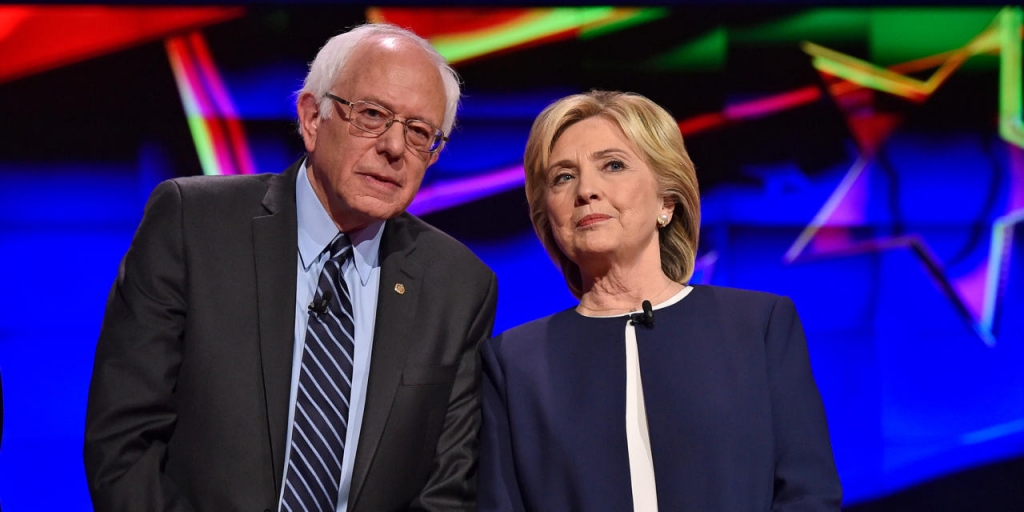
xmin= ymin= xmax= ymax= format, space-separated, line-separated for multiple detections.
xmin=376 ymin=121 xmax=406 ymax=159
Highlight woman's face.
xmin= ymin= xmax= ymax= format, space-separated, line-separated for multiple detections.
xmin=544 ymin=116 xmax=671 ymax=270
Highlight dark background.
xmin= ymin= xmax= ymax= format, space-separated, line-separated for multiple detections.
xmin=0 ymin=5 xmax=1022 ymax=510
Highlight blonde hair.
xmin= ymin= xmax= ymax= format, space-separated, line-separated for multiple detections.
xmin=523 ymin=90 xmax=701 ymax=298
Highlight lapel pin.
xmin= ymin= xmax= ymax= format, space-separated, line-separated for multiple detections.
xmin=394 ymin=283 xmax=406 ymax=295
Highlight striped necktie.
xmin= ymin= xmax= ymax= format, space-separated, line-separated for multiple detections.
xmin=283 ymin=233 xmax=355 ymax=512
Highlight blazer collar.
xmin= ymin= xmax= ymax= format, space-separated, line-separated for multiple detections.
xmin=256 ymin=158 xmax=426 ymax=506
xmin=254 ymin=157 xmax=302 ymax=495
xmin=348 ymin=213 xmax=423 ymax=510
xmin=295 ymin=159 xmax=385 ymax=285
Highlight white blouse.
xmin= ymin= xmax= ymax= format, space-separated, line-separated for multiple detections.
xmin=580 ymin=286 xmax=693 ymax=512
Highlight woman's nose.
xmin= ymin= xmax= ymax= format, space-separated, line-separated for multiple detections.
xmin=574 ymin=170 xmax=601 ymax=206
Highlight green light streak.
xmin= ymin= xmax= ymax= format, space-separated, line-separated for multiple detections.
xmin=734 ymin=8 xmax=868 ymax=44
xmin=810 ymin=54 xmax=919 ymax=99
xmin=579 ymin=7 xmax=667 ymax=40
xmin=166 ymin=40 xmax=220 ymax=176
xmin=648 ymin=27 xmax=726 ymax=71
xmin=870 ymin=7 xmax=1000 ymax=67
xmin=431 ymin=7 xmax=614 ymax=64
xmin=998 ymin=7 xmax=1023 ymax=147
xmin=186 ymin=115 xmax=219 ymax=176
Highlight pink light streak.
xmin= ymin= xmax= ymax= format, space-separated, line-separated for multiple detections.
xmin=723 ymin=86 xmax=822 ymax=121
xmin=409 ymin=165 xmax=526 ymax=216
xmin=166 ymin=31 xmax=256 ymax=176
xmin=186 ymin=32 xmax=257 ymax=176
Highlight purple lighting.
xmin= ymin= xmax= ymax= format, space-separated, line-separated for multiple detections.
xmin=409 ymin=164 xmax=525 ymax=216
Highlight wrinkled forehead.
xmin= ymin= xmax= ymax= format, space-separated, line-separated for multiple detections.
xmin=338 ymin=37 xmax=446 ymax=120
xmin=548 ymin=114 xmax=633 ymax=159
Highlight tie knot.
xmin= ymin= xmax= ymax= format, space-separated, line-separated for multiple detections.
xmin=327 ymin=233 xmax=351 ymax=262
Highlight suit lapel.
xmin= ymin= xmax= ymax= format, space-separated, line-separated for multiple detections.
xmin=349 ymin=214 xmax=422 ymax=510
xmin=253 ymin=159 xmax=301 ymax=494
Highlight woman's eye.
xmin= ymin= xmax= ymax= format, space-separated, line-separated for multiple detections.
xmin=552 ymin=172 xmax=574 ymax=185
xmin=606 ymin=160 xmax=625 ymax=171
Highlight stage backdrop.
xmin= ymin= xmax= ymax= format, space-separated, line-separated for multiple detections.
xmin=0 ymin=5 xmax=1022 ymax=510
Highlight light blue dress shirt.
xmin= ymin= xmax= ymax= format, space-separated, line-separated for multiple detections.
xmin=280 ymin=161 xmax=384 ymax=511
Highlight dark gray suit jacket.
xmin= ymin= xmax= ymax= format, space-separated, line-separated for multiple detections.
xmin=85 ymin=159 xmax=498 ymax=511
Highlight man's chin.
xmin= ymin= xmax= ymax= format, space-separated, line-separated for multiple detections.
xmin=326 ymin=189 xmax=418 ymax=229
xmin=351 ymin=195 xmax=413 ymax=222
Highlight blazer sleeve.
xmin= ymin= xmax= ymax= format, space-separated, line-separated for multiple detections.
xmin=84 ymin=180 xmax=195 ymax=512
xmin=477 ymin=336 xmax=527 ymax=512
xmin=766 ymin=296 xmax=843 ymax=511
xmin=409 ymin=271 xmax=499 ymax=511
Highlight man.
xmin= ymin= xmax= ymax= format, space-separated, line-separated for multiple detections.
xmin=85 ymin=23 xmax=498 ymax=511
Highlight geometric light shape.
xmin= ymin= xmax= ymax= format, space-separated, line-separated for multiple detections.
xmin=368 ymin=7 xmax=665 ymax=65
xmin=0 ymin=6 xmax=242 ymax=85
xmin=676 ymin=86 xmax=823 ymax=136
xmin=783 ymin=9 xmax=1024 ymax=347
xmin=409 ymin=164 xmax=525 ymax=216
xmin=869 ymin=7 xmax=1001 ymax=66
xmin=648 ymin=27 xmax=726 ymax=71
xmin=802 ymin=9 xmax=1003 ymax=104
xmin=783 ymin=156 xmax=872 ymax=263
xmin=166 ymin=32 xmax=257 ymax=176
xmin=731 ymin=8 xmax=868 ymax=44
xmin=998 ymin=7 xmax=1024 ymax=148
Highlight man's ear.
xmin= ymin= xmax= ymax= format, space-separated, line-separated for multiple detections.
xmin=297 ymin=92 xmax=321 ymax=153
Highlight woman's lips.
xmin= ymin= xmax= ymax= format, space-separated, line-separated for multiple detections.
xmin=576 ymin=214 xmax=611 ymax=228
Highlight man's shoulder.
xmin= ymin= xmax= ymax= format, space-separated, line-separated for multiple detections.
xmin=389 ymin=212 xmax=491 ymax=271
xmin=145 ymin=171 xmax=293 ymax=219
xmin=165 ymin=172 xmax=280 ymax=199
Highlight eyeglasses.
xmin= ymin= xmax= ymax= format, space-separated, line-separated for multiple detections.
xmin=326 ymin=93 xmax=448 ymax=153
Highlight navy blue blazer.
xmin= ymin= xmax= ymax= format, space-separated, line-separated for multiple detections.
xmin=479 ymin=285 xmax=842 ymax=511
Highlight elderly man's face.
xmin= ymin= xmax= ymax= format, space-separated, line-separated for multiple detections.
xmin=299 ymin=36 xmax=447 ymax=232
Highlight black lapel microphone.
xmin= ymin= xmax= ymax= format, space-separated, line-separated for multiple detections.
xmin=629 ymin=300 xmax=655 ymax=327
xmin=308 ymin=290 xmax=333 ymax=316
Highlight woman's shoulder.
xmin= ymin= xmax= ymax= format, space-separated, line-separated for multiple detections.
xmin=678 ymin=285 xmax=802 ymax=337
xmin=492 ymin=309 xmax=569 ymax=341
xmin=486 ymin=307 xmax=577 ymax=355
xmin=688 ymin=284 xmax=789 ymax=310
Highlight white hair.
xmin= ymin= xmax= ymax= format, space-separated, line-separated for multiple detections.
xmin=298 ymin=23 xmax=461 ymax=137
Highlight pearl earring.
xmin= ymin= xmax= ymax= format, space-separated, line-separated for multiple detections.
xmin=657 ymin=213 xmax=669 ymax=227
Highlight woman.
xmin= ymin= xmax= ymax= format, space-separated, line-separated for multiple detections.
xmin=478 ymin=91 xmax=842 ymax=511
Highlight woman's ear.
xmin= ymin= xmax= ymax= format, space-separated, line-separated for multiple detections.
xmin=661 ymin=196 xmax=677 ymax=220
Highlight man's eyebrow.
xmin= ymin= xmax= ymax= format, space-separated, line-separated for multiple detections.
xmin=354 ymin=96 xmax=392 ymax=111
xmin=358 ymin=96 xmax=439 ymax=125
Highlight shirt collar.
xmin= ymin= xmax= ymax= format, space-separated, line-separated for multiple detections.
xmin=296 ymin=159 xmax=385 ymax=286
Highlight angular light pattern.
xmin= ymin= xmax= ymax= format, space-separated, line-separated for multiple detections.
xmin=0 ymin=6 xmax=241 ymax=85
xmin=166 ymin=32 xmax=257 ymax=176
xmin=368 ymin=7 xmax=665 ymax=65
xmin=785 ymin=7 xmax=1024 ymax=346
